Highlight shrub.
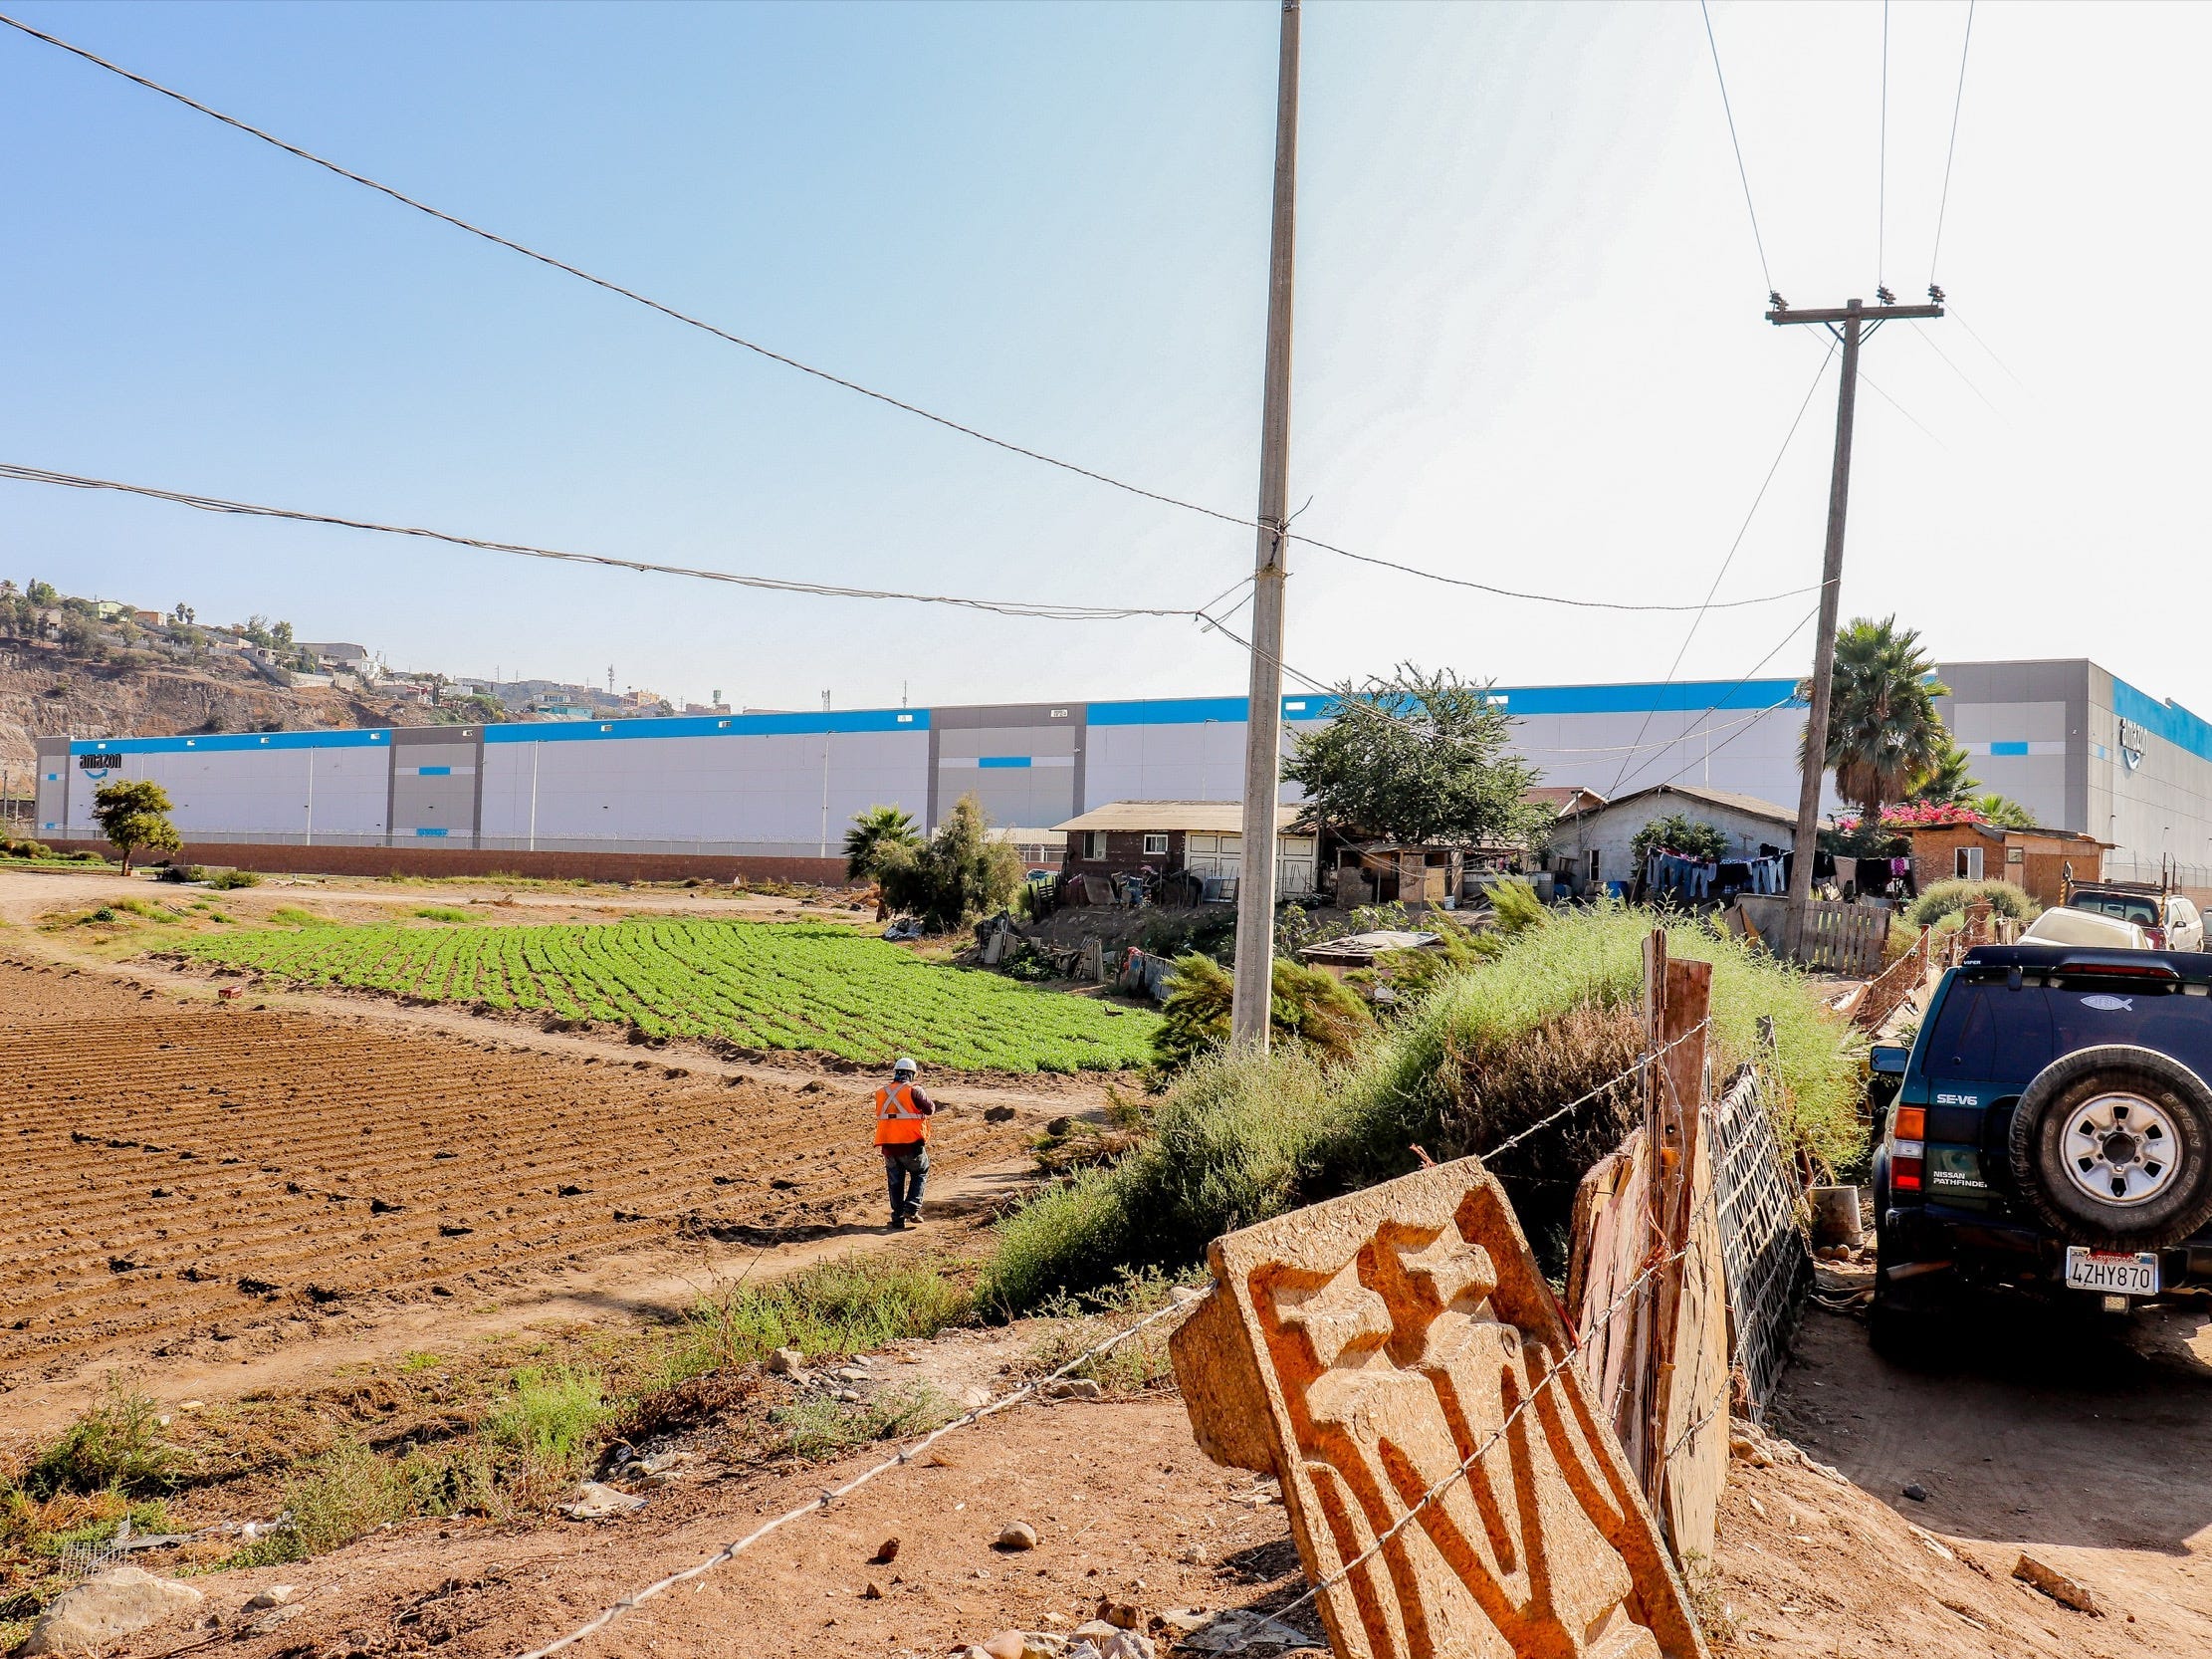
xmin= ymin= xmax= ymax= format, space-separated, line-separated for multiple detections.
xmin=412 ymin=905 xmax=475 ymax=924
xmin=226 ymin=1441 xmax=420 ymax=1565
xmin=20 ymin=1384 xmax=176 ymax=1499
xmin=981 ymin=902 xmax=1863 ymax=1312
xmin=1632 ymin=813 xmax=1728 ymax=865
xmin=482 ymin=1367 xmax=608 ymax=1508
xmin=1152 ymin=955 xmax=1374 ymax=1074
xmin=205 ymin=868 xmax=261 ymax=890
xmin=674 ymin=1256 xmax=970 ymax=1379
xmin=768 ymin=1386 xmax=952 ymax=1462
xmin=874 ymin=794 xmax=1021 ymax=932
xmin=154 ymin=864 xmax=204 ymax=884
xmin=1904 ymin=877 xmax=2039 ymax=929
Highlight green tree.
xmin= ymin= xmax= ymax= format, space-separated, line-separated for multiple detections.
xmin=1909 ymin=737 xmax=1977 ymax=807
xmin=25 ymin=579 xmax=58 ymax=606
xmin=1630 ymin=813 xmax=1728 ymax=865
xmin=92 ymin=779 xmax=182 ymax=874
xmin=875 ymin=794 xmax=1021 ymax=932
xmin=844 ymin=805 xmax=920 ymax=880
xmin=1972 ymin=792 xmax=2037 ymax=829
xmin=1283 ymin=663 xmax=1548 ymax=846
xmin=1798 ymin=615 xmax=1951 ymax=825
xmin=56 ymin=613 xmax=100 ymax=656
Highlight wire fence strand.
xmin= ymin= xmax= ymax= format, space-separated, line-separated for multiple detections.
xmin=514 ymin=1297 xmax=1193 ymax=1659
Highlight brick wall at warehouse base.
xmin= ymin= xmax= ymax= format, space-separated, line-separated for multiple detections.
xmin=45 ymin=838 xmax=852 ymax=887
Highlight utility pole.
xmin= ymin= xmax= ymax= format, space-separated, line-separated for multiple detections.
xmin=1768 ymin=288 xmax=1942 ymax=958
xmin=1230 ymin=0 xmax=1302 ymax=1049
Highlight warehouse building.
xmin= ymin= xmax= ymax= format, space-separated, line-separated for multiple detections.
xmin=32 ymin=658 xmax=2212 ymax=888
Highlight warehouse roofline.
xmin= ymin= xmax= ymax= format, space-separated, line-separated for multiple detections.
xmin=64 ymin=676 xmax=1812 ymax=753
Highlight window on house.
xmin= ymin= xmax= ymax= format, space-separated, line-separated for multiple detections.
xmin=1588 ymin=849 xmax=1602 ymax=885
xmin=1955 ymin=845 xmax=1983 ymax=880
xmin=1083 ymin=830 xmax=1107 ymax=861
xmin=1142 ymin=832 xmax=1169 ymax=856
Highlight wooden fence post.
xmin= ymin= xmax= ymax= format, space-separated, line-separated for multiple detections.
xmin=1640 ymin=929 xmax=1713 ymax=1526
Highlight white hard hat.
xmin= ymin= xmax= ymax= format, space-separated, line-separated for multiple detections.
xmin=892 ymin=1056 xmax=918 ymax=1076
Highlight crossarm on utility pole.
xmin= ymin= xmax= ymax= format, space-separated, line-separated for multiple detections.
xmin=1765 ymin=294 xmax=1941 ymax=959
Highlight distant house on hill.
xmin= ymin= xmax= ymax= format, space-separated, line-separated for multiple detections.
xmin=297 ymin=642 xmax=372 ymax=671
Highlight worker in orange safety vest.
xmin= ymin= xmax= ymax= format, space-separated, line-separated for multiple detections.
xmin=874 ymin=1056 xmax=937 ymax=1229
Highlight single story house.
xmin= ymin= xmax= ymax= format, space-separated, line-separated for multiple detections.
xmin=1053 ymin=801 xmax=1318 ymax=897
xmin=1907 ymin=822 xmax=2109 ymax=908
xmin=298 ymin=642 xmax=373 ymax=670
xmin=1298 ymin=928 xmax=1442 ymax=975
xmin=1545 ymin=782 xmax=1798 ymax=898
xmin=1334 ymin=843 xmax=1464 ymax=907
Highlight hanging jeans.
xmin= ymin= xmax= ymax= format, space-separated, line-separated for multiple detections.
xmin=883 ymin=1147 xmax=928 ymax=1223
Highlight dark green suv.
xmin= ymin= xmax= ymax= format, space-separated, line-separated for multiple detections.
xmin=1871 ymin=943 xmax=2212 ymax=1349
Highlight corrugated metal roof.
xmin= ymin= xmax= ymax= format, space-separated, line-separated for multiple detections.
xmin=1053 ymin=800 xmax=1309 ymax=834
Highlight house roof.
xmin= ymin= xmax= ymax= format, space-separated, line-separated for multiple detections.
xmin=1299 ymin=930 xmax=1441 ymax=963
xmin=1599 ymin=782 xmax=1798 ymax=827
xmin=1053 ymin=800 xmax=1307 ymax=834
xmin=1525 ymin=785 xmax=1608 ymax=817
xmin=1907 ymin=821 xmax=2112 ymax=848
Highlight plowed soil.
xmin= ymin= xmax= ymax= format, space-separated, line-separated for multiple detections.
xmin=0 ymin=954 xmax=1040 ymax=1409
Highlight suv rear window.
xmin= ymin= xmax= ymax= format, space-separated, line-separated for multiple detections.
xmin=1922 ymin=971 xmax=2212 ymax=1092
xmin=2070 ymin=892 xmax=2160 ymax=927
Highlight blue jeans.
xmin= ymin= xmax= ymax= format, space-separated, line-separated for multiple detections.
xmin=883 ymin=1147 xmax=928 ymax=1221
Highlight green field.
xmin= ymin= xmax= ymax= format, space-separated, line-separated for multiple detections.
xmin=167 ymin=918 xmax=1156 ymax=1072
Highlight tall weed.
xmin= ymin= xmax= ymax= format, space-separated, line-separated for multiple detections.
xmin=980 ymin=902 xmax=1864 ymax=1310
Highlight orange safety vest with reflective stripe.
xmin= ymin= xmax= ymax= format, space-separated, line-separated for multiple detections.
xmin=874 ymin=1081 xmax=928 ymax=1146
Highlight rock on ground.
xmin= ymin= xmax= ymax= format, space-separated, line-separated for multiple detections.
xmin=23 ymin=1566 xmax=204 ymax=1654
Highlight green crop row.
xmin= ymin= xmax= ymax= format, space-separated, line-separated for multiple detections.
xmin=170 ymin=918 xmax=1157 ymax=1073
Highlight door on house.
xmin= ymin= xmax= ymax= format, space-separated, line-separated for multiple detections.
xmin=1276 ymin=836 xmax=1316 ymax=896
xmin=1185 ymin=832 xmax=1234 ymax=880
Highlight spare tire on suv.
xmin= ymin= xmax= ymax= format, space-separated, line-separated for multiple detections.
xmin=2008 ymin=1044 xmax=2212 ymax=1250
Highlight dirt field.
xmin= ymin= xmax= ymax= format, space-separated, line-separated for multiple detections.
xmin=0 ymin=941 xmax=1067 ymax=1429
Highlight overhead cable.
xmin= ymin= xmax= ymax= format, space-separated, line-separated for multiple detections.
xmin=1928 ymin=0 xmax=1976 ymax=285
xmin=0 ymin=13 xmax=1825 ymax=623
xmin=0 ymin=463 xmax=1201 ymax=622
xmin=1288 ymin=534 xmax=1819 ymax=613
xmin=1697 ymin=0 xmax=1775 ymax=295
xmin=1606 ymin=600 xmax=1822 ymax=798
xmin=0 ymin=13 xmax=1252 ymax=535
xmin=1605 ymin=342 xmax=1836 ymax=800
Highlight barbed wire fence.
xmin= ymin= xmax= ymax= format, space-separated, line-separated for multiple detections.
xmin=516 ymin=1002 xmax=1815 ymax=1658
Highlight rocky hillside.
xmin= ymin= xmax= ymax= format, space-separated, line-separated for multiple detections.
xmin=0 ymin=638 xmax=420 ymax=775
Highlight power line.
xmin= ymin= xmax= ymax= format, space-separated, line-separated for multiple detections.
xmin=0 ymin=13 xmax=1255 ymax=536
xmin=1606 ymin=601 xmax=1822 ymax=798
xmin=0 ymin=462 xmax=1206 ymax=622
xmin=1928 ymin=0 xmax=1977 ymax=285
xmin=1697 ymin=0 xmax=1775 ymax=295
xmin=1911 ymin=321 xmax=2005 ymax=420
xmin=1287 ymin=533 xmax=1818 ymax=612
xmin=1946 ymin=304 xmax=2027 ymax=393
xmin=1 ymin=15 xmax=1824 ymax=627
xmin=1878 ymin=0 xmax=1889 ymax=286
xmin=1605 ymin=342 xmax=1836 ymax=800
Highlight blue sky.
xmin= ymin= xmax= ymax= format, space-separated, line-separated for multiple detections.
xmin=5 ymin=2 xmax=2209 ymax=717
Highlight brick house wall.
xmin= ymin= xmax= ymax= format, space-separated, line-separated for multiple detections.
xmin=1060 ymin=828 xmax=1185 ymax=882
xmin=1908 ymin=824 xmax=2104 ymax=909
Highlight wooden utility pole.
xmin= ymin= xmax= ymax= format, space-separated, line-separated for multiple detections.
xmin=1230 ymin=0 xmax=1302 ymax=1049
xmin=1769 ymin=291 xmax=1943 ymax=958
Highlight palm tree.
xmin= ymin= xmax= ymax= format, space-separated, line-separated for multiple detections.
xmin=1799 ymin=615 xmax=1951 ymax=825
xmin=1973 ymin=793 xmax=2037 ymax=830
xmin=1909 ymin=737 xmax=1977 ymax=807
xmin=843 ymin=805 xmax=920 ymax=882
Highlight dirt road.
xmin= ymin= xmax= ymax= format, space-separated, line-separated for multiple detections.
xmin=1756 ymin=1296 xmax=2212 ymax=1653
